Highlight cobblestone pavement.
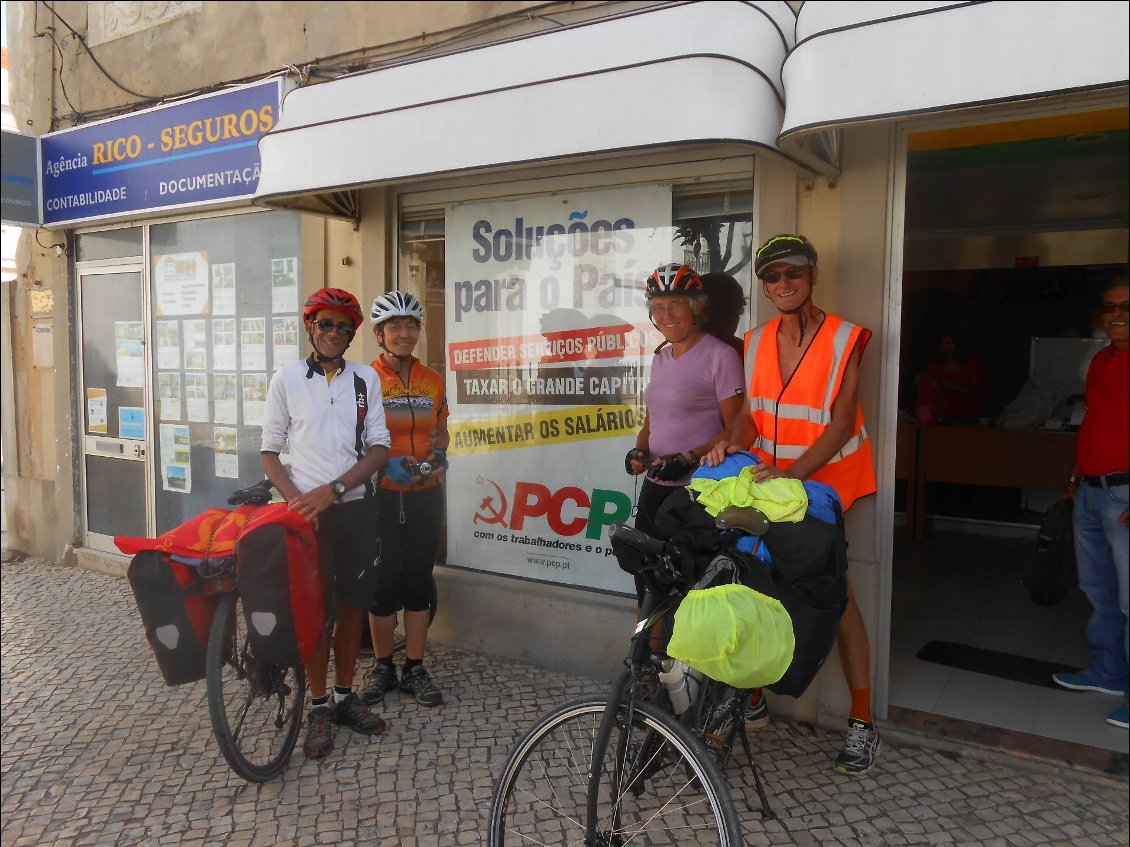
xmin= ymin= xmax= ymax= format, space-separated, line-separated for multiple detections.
xmin=2 ymin=556 xmax=1128 ymax=847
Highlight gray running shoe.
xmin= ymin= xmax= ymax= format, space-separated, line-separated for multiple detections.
xmin=834 ymin=718 xmax=880 ymax=775
xmin=744 ymin=693 xmax=770 ymax=729
xmin=332 ymin=692 xmax=387 ymax=735
xmin=400 ymin=665 xmax=444 ymax=706
xmin=303 ymin=706 xmax=334 ymax=759
xmin=360 ymin=662 xmax=398 ymax=706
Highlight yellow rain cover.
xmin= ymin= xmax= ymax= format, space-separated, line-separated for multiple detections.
xmin=667 ymin=583 xmax=795 ymax=689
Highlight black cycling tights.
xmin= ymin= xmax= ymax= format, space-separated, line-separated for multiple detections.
xmin=371 ymin=484 xmax=444 ymax=616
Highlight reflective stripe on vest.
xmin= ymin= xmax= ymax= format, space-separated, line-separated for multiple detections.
xmin=753 ymin=424 xmax=870 ymax=462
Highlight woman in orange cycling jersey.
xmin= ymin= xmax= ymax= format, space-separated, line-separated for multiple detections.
xmin=360 ymin=292 xmax=450 ymax=707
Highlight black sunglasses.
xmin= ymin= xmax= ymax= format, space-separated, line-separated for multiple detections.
xmin=314 ymin=318 xmax=356 ymax=336
xmin=1100 ymin=300 xmax=1129 ymax=314
xmin=759 ymin=267 xmax=809 ymax=283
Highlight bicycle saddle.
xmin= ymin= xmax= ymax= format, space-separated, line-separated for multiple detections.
xmin=227 ymin=479 xmax=274 ymax=506
xmin=714 ymin=506 xmax=770 ymax=536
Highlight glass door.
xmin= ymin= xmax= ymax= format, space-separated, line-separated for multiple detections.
xmin=78 ymin=268 xmax=151 ymax=552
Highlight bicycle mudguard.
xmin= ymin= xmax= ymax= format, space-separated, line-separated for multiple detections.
xmin=127 ymin=551 xmax=218 ymax=686
xmin=235 ymin=504 xmax=324 ymax=666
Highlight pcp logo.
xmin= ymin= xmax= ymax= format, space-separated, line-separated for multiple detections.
xmin=471 ymin=477 xmax=631 ymax=540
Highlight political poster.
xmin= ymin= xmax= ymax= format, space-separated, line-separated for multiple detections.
xmin=444 ymin=185 xmax=675 ymax=593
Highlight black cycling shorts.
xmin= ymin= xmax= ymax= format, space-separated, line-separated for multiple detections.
xmin=316 ymin=497 xmax=381 ymax=611
xmin=371 ymin=484 xmax=444 ymax=616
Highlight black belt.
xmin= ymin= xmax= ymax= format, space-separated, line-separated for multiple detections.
xmin=1081 ymin=472 xmax=1129 ymax=488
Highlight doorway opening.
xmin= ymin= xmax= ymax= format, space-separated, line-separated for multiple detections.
xmin=888 ymin=109 xmax=1128 ymax=758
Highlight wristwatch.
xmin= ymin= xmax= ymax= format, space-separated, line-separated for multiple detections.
xmin=330 ymin=479 xmax=347 ymax=501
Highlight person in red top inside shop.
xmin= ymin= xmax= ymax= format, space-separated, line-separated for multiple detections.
xmin=1054 ymin=275 xmax=1129 ymax=730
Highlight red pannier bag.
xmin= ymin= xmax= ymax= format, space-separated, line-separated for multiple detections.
xmin=235 ymin=503 xmax=325 ymax=666
xmin=116 ymin=506 xmax=257 ymax=686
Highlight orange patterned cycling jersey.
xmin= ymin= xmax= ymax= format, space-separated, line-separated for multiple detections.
xmin=371 ymin=355 xmax=449 ymax=491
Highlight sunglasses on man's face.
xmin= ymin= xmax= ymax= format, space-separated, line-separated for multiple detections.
xmin=759 ymin=267 xmax=809 ymax=283
xmin=1100 ymin=300 xmax=1130 ymax=315
xmin=314 ymin=318 xmax=356 ymax=336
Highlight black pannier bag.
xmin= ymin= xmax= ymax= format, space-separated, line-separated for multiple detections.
xmin=654 ymin=491 xmax=848 ymax=698
xmin=126 ymin=551 xmax=218 ymax=686
xmin=234 ymin=503 xmax=324 ymax=667
xmin=1025 ymin=498 xmax=1078 ymax=606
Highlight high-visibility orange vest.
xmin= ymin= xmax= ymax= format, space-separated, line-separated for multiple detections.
xmin=744 ymin=314 xmax=876 ymax=510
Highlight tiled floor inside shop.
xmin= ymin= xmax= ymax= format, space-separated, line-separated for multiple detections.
xmin=889 ymin=527 xmax=1128 ymax=755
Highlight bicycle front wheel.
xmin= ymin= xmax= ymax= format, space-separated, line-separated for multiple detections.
xmin=489 ymin=694 xmax=742 ymax=846
xmin=206 ymin=592 xmax=306 ymax=782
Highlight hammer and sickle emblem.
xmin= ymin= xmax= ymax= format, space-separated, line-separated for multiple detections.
xmin=473 ymin=476 xmax=509 ymax=526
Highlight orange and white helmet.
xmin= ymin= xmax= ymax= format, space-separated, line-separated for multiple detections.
xmin=645 ymin=263 xmax=705 ymax=299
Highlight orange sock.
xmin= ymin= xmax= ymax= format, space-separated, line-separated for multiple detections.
xmin=849 ymin=688 xmax=872 ymax=724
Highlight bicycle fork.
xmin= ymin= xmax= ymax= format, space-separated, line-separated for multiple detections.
xmin=584 ymin=669 xmax=632 ymax=844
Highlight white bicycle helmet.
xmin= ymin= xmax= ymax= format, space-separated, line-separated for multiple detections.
xmin=370 ymin=291 xmax=424 ymax=326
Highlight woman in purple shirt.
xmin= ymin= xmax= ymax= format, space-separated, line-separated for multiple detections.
xmin=625 ymin=263 xmax=746 ymax=605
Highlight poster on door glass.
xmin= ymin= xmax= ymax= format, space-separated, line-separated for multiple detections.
xmin=214 ymin=426 xmax=239 ymax=478
xmin=154 ymin=251 xmax=210 ymax=315
xmin=86 ymin=388 xmax=108 ymax=434
xmin=211 ymin=263 xmax=236 ymax=315
xmin=156 ymin=321 xmax=181 ymax=370
xmin=213 ymin=373 xmax=238 ymax=424
xmin=443 ymin=185 xmax=672 ymax=594
xmin=158 ymin=372 xmax=181 ymax=421
xmin=114 ymin=321 xmax=145 ymax=387
xmin=271 ymin=257 xmax=298 ymax=313
xmin=182 ymin=319 xmax=208 ymax=370
xmin=212 ymin=318 xmax=237 ymax=371
xmin=242 ymin=372 xmax=267 ymax=426
xmin=160 ymin=423 xmax=192 ymax=493
xmin=241 ymin=317 xmax=267 ymax=371
xmin=272 ymin=316 xmax=299 ymax=369
xmin=185 ymin=373 xmax=209 ymax=422
xmin=119 ymin=406 xmax=145 ymax=439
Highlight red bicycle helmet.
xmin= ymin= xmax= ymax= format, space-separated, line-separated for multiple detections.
xmin=645 ymin=263 xmax=705 ymax=299
xmin=302 ymin=287 xmax=364 ymax=328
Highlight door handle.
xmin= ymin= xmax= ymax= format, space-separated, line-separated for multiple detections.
xmin=133 ymin=443 xmax=146 ymax=459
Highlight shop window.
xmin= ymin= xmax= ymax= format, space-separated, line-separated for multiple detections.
xmin=399 ymin=215 xmax=446 ymax=373
xmin=148 ymin=212 xmax=303 ymax=533
xmin=75 ymin=227 xmax=143 ymax=262
xmin=404 ymin=178 xmax=754 ymax=594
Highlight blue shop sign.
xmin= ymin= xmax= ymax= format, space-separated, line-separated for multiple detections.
xmin=41 ymin=80 xmax=281 ymax=227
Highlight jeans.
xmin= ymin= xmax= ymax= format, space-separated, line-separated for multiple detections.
xmin=1073 ymin=482 xmax=1130 ymax=696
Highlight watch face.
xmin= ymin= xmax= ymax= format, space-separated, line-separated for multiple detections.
xmin=332 ymin=481 xmax=346 ymax=496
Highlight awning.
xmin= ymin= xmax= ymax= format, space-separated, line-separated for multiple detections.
xmin=780 ymin=1 xmax=1130 ymax=165
xmin=254 ymin=1 xmax=796 ymax=217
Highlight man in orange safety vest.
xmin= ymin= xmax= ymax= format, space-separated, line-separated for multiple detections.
xmin=708 ymin=233 xmax=879 ymax=775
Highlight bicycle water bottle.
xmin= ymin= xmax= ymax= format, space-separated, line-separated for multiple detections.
xmin=659 ymin=659 xmax=699 ymax=715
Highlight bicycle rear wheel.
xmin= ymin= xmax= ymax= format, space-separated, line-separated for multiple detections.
xmin=489 ymin=694 xmax=742 ymax=846
xmin=206 ymin=592 xmax=305 ymax=782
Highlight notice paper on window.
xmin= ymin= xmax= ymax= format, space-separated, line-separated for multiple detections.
xmin=160 ymin=423 xmax=192 ymax=494
xmin=271 ymin=257 xmax=298 ymax=313
xmin=114 ymin=321 xmax=145 ymax=388
xmin=214 ymin=426 xmax=239 ymax=478
xmin=86 ymin=388 xmax=108 ymax=434
xmin=211 ymin=263 xmax=236 ymax=315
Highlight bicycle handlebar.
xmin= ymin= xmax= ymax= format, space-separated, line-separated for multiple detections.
xmin=609 ymin=522 xmax=668 ymax=557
